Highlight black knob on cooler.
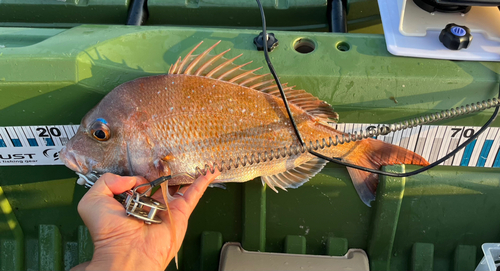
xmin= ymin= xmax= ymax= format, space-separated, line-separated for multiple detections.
xmin=439 ymin=23 xmax=472 ymax=50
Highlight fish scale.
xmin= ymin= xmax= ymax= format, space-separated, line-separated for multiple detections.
xmin=139 ymin=74 xmax=318 ymax=183
xmin=59 ymin=41 xmax=428 ymax=206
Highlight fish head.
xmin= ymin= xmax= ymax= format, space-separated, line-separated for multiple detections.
xmin=60 ymin=83 xmax=151 ymax=177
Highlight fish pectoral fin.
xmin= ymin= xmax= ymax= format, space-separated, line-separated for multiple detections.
xmin=154 ymin=157 xmax=172 ymax=176
xmin=261 ymin=157 xmax=328 ymax=193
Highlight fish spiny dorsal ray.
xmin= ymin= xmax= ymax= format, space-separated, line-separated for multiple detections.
xmin=168 ymin=41 xmax=339 ymax=121
xmin=194 ymin=48 xmax=231 ymax=76
xmin=205 ymin=53 xmax=244 ymax=78
xmin=176 ymin=41 xmax=205 ymax=75
xmin=228 ymin=67 xmax=263 ymax=83
xmin=184 ymin=41 xmax=220 ymax=75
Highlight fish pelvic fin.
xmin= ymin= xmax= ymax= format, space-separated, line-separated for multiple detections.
xmin=168 ymin=41 xmax=339 ymax=122
xmin=343 ymin=138 xmax=429 ymax=207
xmin=261 ymin=157 xmax=328 ymax=192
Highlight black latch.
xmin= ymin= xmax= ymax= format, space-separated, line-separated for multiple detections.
xmin=254 ymin=32 xmax=279 ymax=52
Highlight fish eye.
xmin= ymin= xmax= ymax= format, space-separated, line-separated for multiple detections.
xmin=90 ymin=119 xmax=110 ymax=141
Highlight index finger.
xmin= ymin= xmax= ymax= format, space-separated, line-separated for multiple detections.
xmin=180 ymin=170 xmax=221 ymax=213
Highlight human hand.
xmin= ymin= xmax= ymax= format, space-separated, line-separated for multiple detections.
xmin=71 ymin=170 xmax=221 ymax=271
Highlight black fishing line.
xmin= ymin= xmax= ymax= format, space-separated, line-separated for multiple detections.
xmin=255 ymin=0 xmax=499 ymax=177
xmin=255 ymin=0 xmax=305 ymax=146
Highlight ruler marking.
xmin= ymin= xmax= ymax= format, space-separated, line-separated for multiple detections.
xmin=492 ymin=147 xmax=500 ymax=168
xmin=414 ymin=125 xmax=429 ymax=156
xmin=391 ymin=129 xmax=403 ymax=146
xmin=346 ymin=123 xmax=354 ymax=134
xmin=429 ymin=138 xmax=442 ymax=163
xmin=6 ymin=127 xmax=21 ymax=147
xmin=449 ymin=127 xmax=462 ymax=166
xmin=337 ymin=123 xmax=345 ymax=133
xmin=346 ymin=123 xmax=354 ymax=135
xmin=45 ymin=138 xmax=55 ymax=147
xmin=352 ymin=123 xmax=362 ymax=138
xmin=0 ymin=129 xmax=4 ymax=147
xmin=439 ymin=126 xmax=454 ymax=166
xmin=47 ymin=126 xmax=60 ymax=146
xmin=429 ymin=126 xmax=446 ymax=163
xmin=445 ymin=137 xmax=459 ymax=166
xmin=1 ymin=124 xmax=500 ymax=168
xmin=422 ymin=126 xmax=438 ymax=161
xmin=30 ymin=126 xmax=44 ymax=147
xmin=476 ymin=140 xmax=493 ymax=167
xmin=5 ymin=127 xmax=22 ymax=147
xmin=469 ymin=127 xmax=490 ymax=167
xmin=460 ymin=139 xmax=477 ymax=166
xmin=63 ymin=126 xmax=75 ymax=144
xmin=46 ymin=126 xmax=59 ymax=146
xmin=399 ymin=128 xmax=411 ymax=149
xmin=14 ymin=127 xmax=30 ymax=148
xmin=22 ymin=126 xmax=38 ymax=147
xmin=0 ymin=128 xmax=14 ymax=148
xmin=452 ymin=127 xmax=467 ymax=166
xmin=408 ymin=126 xmax=421 ymax=153
xmin=457 ymin=127 xmax=480 ymax=166
xmin=476 ymin=128 xmax=496 ymax=167
xmin=485 ymin=128 xmax=500 ymax=167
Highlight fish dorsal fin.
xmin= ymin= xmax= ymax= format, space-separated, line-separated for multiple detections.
xmin=261 ymin=157 xmax=328 ymax=193
xmin=168 ymin=41 xmax=339 ymax=122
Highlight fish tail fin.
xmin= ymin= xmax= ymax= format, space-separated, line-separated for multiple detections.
xmin=343 ymin=138 xmax=429 ymax=206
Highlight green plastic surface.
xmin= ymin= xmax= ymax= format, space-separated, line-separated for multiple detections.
xmin=326 ymin=237 xmax=348 ymax=256
xmin=0 ymin=0 xmax=381 ymax=33
xmin=0 ymin=0 xmax=129 ymax=27
xmin=148 ymin=0 xmax=327 ymax=31
xmin=285 ymin=235 xmax=306 ymax=254
xmin=0 ymin=26 xmax=499 ymax=271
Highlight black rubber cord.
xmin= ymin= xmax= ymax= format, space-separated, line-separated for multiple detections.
xmin=255 ymin=0 xmax=306 ymax=146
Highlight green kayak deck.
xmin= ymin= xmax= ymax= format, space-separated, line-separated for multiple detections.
xmin=0 ymin=24 xmax=498 ymax=271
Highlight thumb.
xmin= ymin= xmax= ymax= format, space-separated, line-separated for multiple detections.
xmin=77 ymin=174 xmax=146 ymax=227
xmin=85 ymin=173 xmax=139 ymax=198
xmin=78 ymin=173 xmax=143 ymax=217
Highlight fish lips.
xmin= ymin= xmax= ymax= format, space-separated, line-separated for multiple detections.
xmin=59 ymin=147 xmax=92 ymax=175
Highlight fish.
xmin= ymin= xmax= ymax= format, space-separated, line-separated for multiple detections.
xmin=59 ymin=41 xmax=429 ymax=206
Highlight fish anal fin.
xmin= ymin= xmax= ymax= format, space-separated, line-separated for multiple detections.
xmin=261 ymin=157 xmax=328 ymax=192
xmin=169 ymin=42 xmax=339 ymax=122
xmin=343 ymin=138 xmax=430 ymax=207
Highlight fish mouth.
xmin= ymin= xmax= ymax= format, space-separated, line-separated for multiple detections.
xmin=59 ymin=147 xmax=89 ymax=175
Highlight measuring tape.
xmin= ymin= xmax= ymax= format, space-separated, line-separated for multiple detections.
xmin=0 ymin=125 xmax=78 ymax=166
xmin=0 ymin=124 xmax=499 ymax=168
